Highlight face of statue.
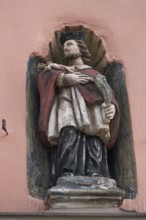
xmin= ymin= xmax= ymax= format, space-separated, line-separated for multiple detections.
xmin=63 ymin=40 xmax=80 ymax=57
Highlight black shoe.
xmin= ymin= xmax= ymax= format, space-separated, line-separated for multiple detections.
xmin=62 ymin=172 xmax=74 ymax=177
xmin=91 ymin=173 xmax=102 ymax=177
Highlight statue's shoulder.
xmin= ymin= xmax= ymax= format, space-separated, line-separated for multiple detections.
xmin=77 ymin=65 xmax=99 ymax=77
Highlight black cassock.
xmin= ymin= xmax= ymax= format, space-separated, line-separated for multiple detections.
xmin=56 ymin=126 xmax=110 ymax=178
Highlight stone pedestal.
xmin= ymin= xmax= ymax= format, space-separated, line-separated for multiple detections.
xmin=45 ymin=176 xmax=125 ymax=209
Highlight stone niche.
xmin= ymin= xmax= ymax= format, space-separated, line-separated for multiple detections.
xmin=26 ymin=25 xmax=137 ymax=208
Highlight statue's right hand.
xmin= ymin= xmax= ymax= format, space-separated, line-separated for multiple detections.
xmin=45 ymin=63 xmax=74 ymax=73
xmin=45 ymin=63 xmax=63 ymax=71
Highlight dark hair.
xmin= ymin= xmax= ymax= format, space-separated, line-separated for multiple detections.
xmin=76 ymin=40 xmax=91 ymax=64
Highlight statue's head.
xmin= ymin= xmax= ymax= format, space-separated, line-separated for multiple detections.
xmin=63 ymin=39 xmax=81 ymax=60
xmin=60 ymin=31 xmax=91 ymax=64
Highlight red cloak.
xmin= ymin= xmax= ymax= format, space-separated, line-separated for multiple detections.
xmin=38 ymin=68 xmax=120 ymax=150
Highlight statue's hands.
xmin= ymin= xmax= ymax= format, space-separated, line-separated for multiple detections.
xmin=45 ymin=63 xmax=75 ymax=73
xmin=102 ymin=103 xmax=116 ymax=123
xmin=45 ymin=63 xmax=64 ymax=71
xmin=64 ymin=72 xmax=92 ymax=86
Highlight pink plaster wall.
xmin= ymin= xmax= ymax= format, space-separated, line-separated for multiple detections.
xmin=0 ymin=0 xmax=146 ymax=213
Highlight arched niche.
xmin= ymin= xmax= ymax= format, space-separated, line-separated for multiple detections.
xmin=26 ymin=25 xmax=137 ymax=199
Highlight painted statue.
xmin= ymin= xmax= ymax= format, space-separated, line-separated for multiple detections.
xmin=37 ymin=30 xmax=120 ymax=182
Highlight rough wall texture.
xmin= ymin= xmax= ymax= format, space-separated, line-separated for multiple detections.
xmin=0 ymin=0 xmax=146 ymax=213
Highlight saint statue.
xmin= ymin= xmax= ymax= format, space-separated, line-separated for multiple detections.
xmin=37 ymin=30 xmax=120 ymax=182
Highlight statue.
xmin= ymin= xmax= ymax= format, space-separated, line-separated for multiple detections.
xmin=27 ymin=27 xmax=137 ymax=207
xmin=37 ymin=31 xmax=120 ymax=182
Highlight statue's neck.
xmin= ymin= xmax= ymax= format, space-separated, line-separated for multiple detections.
xmin=68 ymin=57 xmax=84 ymax=66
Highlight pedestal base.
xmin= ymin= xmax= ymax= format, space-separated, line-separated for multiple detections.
xmin=45 ymin=176 xmax=125 ymax=209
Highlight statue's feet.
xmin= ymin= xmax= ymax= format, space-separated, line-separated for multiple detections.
xmin=91 ymin=172 xmax=102 ymax=177
xmin=62 ymin=172 xmax=74 ymax=177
